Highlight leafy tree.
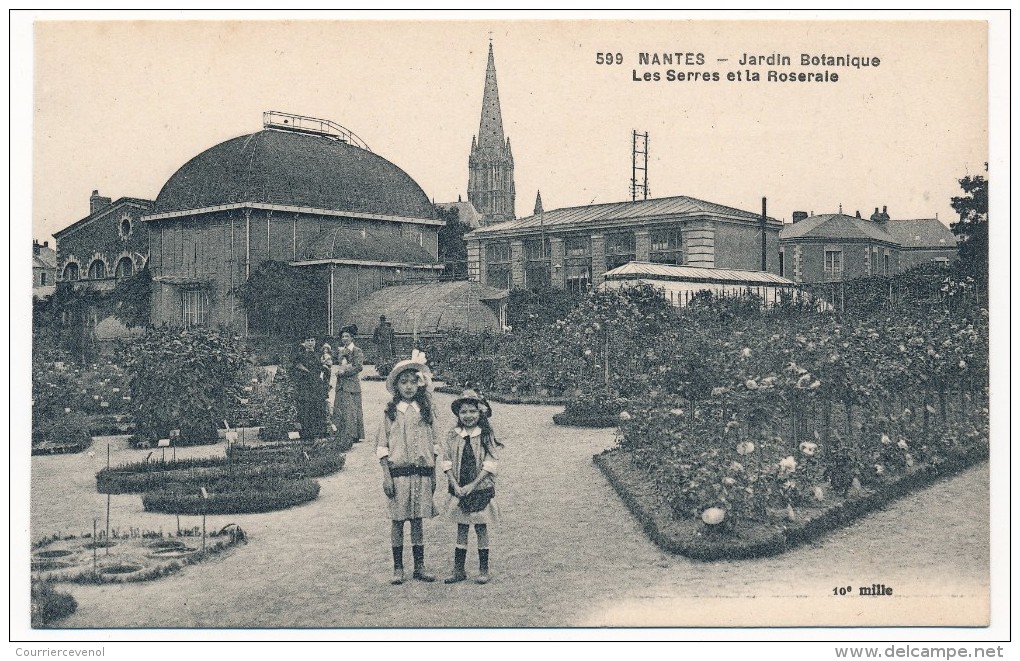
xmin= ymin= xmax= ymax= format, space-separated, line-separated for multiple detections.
xmin=436 ymin=205 xmax=470 ymax=279
xmin=234 ymin=261 xmax=327 ymax=338
xmin=107 ymin=266 xmax=152 ymax=329
xmin=950 ymin=166 xmax=988 ymax=280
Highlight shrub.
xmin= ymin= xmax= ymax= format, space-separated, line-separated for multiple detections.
xmin=31 ymin=579 xmax=78 ymax=627
xmin=375 ymin=356 xmax=401 ymax=379
xmin=142 ymin=477 xmax=321 ymax=514
xmin=119 ymin=328 xmax=253 ymax=445
xmin=32 ymin=411 xmax=92 ymax=455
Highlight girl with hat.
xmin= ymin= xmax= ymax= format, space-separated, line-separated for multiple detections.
xmin=439 ymin=389 xmax=503 ymax=584
xmin=376 ymin=351 xmax=439 ymax=584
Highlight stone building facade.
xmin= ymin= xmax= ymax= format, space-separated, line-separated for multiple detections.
xmin=142 ymin=113 xmax=444 ymax=336
xmin=465 ymin=195 xmax=782 ymax=292
xmin=32 ymin=240 xmax=57 ymax=298
xmin=467 ymin=43 xmax=515 ymax=226
xmin=53 ymin=191 xmax=154 ymax=291
xmin=778 ymin=207 xmax=957 ymax=283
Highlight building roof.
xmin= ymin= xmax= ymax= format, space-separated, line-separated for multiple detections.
xmin=435 ymin=201 xmax=484 ymax=229
xmin=466 ymin=195 xmax=778 ymax=238
xmin=152 ymin=129 xmax=437 ymax=220
xmin=779 ymin=213 xmax=897 ymax=244
xmin=883 ymin=218 xmax=958 ymax=249
xmin=344 ymin=280 xmax=507 ymax=336
xmin=293 ymin=227 xmax=438 ymax=266
xmin=53 ymin=197 xmax=154 ymax=239
xmin=604 ymin=261 xmax=795 ymax=286
xmin=33 ymin=255 xmax=56 ymax=270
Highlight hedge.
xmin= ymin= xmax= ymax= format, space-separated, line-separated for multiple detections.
xmin=97 ymin=452 xmax=345 ymax=494
xmin=31 ymin=579 xmax=78 ymax=627
xmin=434 ymin=384 xmax=567 ymax=406
xmin=593 ymin=446 xmax=989 ymax=561
xmin=143 ymin=477 xmax=321 ymax=514
xmin=552 ymin=412 xmax=619 ymax=429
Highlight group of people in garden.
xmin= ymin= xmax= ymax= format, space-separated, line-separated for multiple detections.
xmin=292 ymin=316 xmax=501 ymax=585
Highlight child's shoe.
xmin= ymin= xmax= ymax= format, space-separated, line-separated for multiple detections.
xmin=391 ymin=567 xmax=405 ymax=585
xmin=411 ymin=545 xmax=436 ymax=582
xmin=476 ymin=549 xmax=490 ymax=584
xmin=445 ymin=547 xmax=468 ymax=583
xmin=391 ymin=546 xmax=404 ymax=584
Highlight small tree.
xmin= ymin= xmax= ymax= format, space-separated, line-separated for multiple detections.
xmin=437 ymin=205 xmax=470 ymax=279
xmin=234 ymin=261 xmax=327 ymax=338
xmin=950 ymin=166 xmax=988 ymax=281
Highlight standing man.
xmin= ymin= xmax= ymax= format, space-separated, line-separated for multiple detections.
xmin=373 ymin=315 xmax=396 ymax=361
xmin=293 ymin=337 xmax=327 ymax=439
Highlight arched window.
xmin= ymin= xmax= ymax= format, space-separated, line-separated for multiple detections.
xmin=88 ymin=259 xmax=107 ymax=279
xmin=115 ymin=256 xmax=134 ymax=279
xmin=120 ymin=217 xmax=132 ymax=240
xmin=63 ymin=263 xmax=79 ymax=281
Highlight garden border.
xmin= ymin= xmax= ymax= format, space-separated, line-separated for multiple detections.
xmin=593 ymin=447 xmax=989 ymax=561
xmin=552 ymin=412 xmax=618 ymax=428
xmin=433 ymin=384 xmax=567 ymax=406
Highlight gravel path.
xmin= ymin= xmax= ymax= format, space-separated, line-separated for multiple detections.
xmin=32 ymin=379 xmax=989 ymax=629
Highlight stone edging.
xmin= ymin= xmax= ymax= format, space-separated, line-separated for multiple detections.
xmin=593 ymin=447 xmax=988 ymax=561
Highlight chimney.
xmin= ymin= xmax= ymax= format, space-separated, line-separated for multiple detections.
xmin=881 ymin=205 xmax=890 ymax=222
xmin=33 ymin=239 xmax=40 ymax=255
xmin=856 ymin=210 xmax=862 ymax=218
xmin=90 ymin=189 xmax=112 ymax=215
xmin=870 ymin=206 xmax=889 ymax=224
xmin=792 ymin=211 xmax=808 ymax=223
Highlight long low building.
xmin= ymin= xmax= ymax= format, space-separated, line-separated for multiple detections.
xmin=599 ymin=261 xmax=798 ymax=307
xmin=465 ymin=194 xmax=782 ymax=293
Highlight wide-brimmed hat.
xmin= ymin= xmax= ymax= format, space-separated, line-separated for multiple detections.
xmin=450 ymin=389 xmax=493 ymax=419
xmin=340 ymin=324 xmax=358 ymax=337
xmin=385 ymin=350 xmax=433 ymax=395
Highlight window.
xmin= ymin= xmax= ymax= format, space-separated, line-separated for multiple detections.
xmin=120 ymin=217 xmax=132 ymax=240
xmin=63 ymin=263 xmax=79 ymax=281
xmin=884 ymin=253 xmax=891 ymax=276
xmin=523 ymin=238 xmax=550 ymax=289
xmin=485 ymin=242 xmax=511 ymax=289
xmin=40 ymin=272 xmax=48 ymax=286
xmin=87 ymin=259 xmax=107 ymax=279
xmin=115 ymin=257 xmax=134 ymax=279
xmin=182 ymin=290 xmax=208 ymax=329
xmin=564 ymin=236 xmax=592 ymax=293
xmin=649 ymin=228 xmax=683 ymax=265
xmin=605 ymin=232 xmax=636 ymax=270
xmin=778 ymin=251 xmax=785 ymax=278
xmin=824 ymin=250 xmax=843 ymax=281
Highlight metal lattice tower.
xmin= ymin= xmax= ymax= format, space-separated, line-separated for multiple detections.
xmin=630 ymin=130 xmax=649 ymax=201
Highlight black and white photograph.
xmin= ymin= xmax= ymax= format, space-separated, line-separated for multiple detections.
xmin=11 ymin=10 xmax=1009 ymax=652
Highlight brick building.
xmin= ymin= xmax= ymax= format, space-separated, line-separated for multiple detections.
xmin=53 ymin=191 xmax=154 ymax=291
xmin=142 ymin=112 xmax=444 ymax=336
xmin=465 ymin=194 xmax=782 ymax=292
xmin=778 ymin=207 xmax=957 ymax=283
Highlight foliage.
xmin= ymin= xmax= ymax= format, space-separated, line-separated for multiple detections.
xmin=119 ymin=327 xmax=253 ymax=445
xmin=143 ymin=477 xmax=321 ymax=514
xmin=505 ymin=287 xmax=582 ymax=330
xmin=437 ymin=205 xmax=471 ymax=280
xmin=31 ymin=579 xmax=77 ymax=627
xmin=374 ymin=356 xmax=402 ymax=379
xmin=234 ymin=260 xmax=327 ymax=338
xmin=950 ymin=166 xmax=988 ymax=281
xmin=106 ymin=267 xmax=153 ymax=329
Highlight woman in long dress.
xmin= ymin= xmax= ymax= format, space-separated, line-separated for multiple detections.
xmin=331 ymin=325 xmax=366 ymax=445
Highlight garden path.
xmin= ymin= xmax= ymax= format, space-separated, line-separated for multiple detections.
xmin=32 ymin=379 xmax=989 ymax=630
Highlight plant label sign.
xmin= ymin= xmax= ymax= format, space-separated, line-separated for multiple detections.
xmin=157 ymin=439 xmax=170 ymax=448
xmin=288 ymin=431 xmax=300 ymax=440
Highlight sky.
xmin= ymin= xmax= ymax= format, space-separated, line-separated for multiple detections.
xmin=25 ymin=16 xmax=991 ymax=243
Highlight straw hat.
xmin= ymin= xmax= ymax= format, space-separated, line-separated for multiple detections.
xmin=385 ymin=350 xmax=433 ymax=395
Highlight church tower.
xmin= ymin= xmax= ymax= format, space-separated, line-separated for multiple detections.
xmin=468 ymin=43 xmax=516 ymax=226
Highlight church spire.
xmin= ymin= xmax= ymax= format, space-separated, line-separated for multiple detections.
xmin=534 ymin=190 xmax=543 ymax=215
xmin=467 ymin=41 xmax=516 ymax=226
xmin=476 ymin=42 xmax=506 ymax=155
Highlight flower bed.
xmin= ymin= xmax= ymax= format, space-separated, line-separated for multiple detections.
xmin=31 ymin=525 xmax=247 ymax=585
xmin=594 ymin=446 xmax=988 ymax=560
xmin=432 ymin=384 xmax=567 ymax=406
xmin=142 ymin=478 xmax=321 ymax=514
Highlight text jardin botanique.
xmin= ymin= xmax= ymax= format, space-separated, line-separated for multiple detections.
xmin=631 ymin=51 xmax=881 ymax=83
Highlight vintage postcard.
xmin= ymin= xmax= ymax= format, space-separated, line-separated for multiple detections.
xmin=14 ymin=12 xmax=1007 ymax=647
